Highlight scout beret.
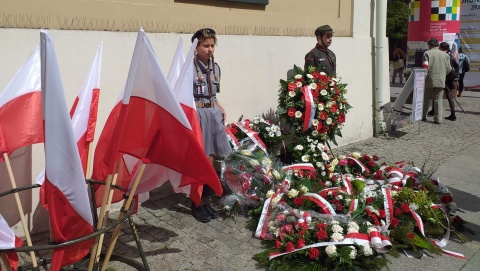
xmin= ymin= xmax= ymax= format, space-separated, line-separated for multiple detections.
xmin=315 ymin=25 xmax=333 ymax=36
xmin=191 ymin=28 xmax=216 ymax=43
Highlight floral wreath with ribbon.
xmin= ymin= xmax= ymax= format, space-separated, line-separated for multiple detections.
xmin=277 ymin=65 xmax=351 ymax=145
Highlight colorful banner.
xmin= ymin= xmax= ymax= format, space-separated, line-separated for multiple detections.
xmin=460 ymin=0 xmax=480 ymax=88
xmin=407 ymin=0 xmax=461 ymax=68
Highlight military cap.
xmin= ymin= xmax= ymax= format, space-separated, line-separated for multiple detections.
xmin=315 ymin=25 xmax=333 ymax=36
xmin=191 ymin=28 xmax=216 ymax=43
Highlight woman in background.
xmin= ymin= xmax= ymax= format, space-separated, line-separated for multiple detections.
xmin=391 ymin=48 xmax=405 ymax=86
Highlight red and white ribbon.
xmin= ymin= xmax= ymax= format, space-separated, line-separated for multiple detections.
xmin=346 ymin=157 xmax=371 ymax=175
xmin=281 ymin=163 xmax=316 ymax=173
xmin=301 ymin=193 xmax=336 ymax=214
xmin=236 ymin=122 xmax=269 ymax=155
xmin=341 ymin=175 xmax=353 ymax=195
xmin=381 ymin=188 xmax=394 ymax=226
xmin=301 ymin=85 xmax=316 ymax=132
xmin=224 ymin=126 xmax=241 ymax=150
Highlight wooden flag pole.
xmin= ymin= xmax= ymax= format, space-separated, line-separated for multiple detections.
xmin=2 ymin=153 xmax=38 ymax=268
xmin=100 ymin=163 xmax=146 ymax=271
xmin=87 ymin=160 xmax=119 ymax=271
xmin=85 ymin=142 xmax=94 ymax=182
xmin=1 ymin=252 xmax=13 ymax=271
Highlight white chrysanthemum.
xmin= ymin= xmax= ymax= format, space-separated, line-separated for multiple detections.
xmin=320 ymin=72 xmax=327 ymax=76
xmin=312 ymin=130 xmax=319 ymax=136
xmin=321 ymin=152 xmax=330 ymax=161
xmin=349 ymin=246 xmax=357 ymax=259
xmin=253 ymin=119 xmax=259 ymax=124
xmin=300 ymin=185 xmax=309 ymax=194
xmin=321 ymin=171 xmax=326 ymax=176
xmin=317 ymin=143 xmax=325 ymax=150
xmin=301 ymin=155 xmax=310 ymax=162
xmin=320 ymin=89 xmax=328 ymax=96
xmin=331 ymin=224 xmax=343 ymax=233
xmin=272 ymin=170 xmax=281 ymax=180
xmin=307 ymin=137 xmax=312 ymax=142
xmin=362 ymin=244 xmax=374 ymax=256
xmin=351 ymin=152 xmax=361 ymax=158
xmin=331 ymin=232 xmax=344 ymax=242
xmin=295 ymin=74 xmax=302 ymax=79
xmin=269 ymin=132 xmax=275 ymax=137
xmin=337 ymin=194 xmax=343 ymax=200
xmin=265 ymin=127 xmax=271 ymax=132
xmin=294 ymin=145 xmax=304 ymax=151
xmin=276 ymin=131 xmax=282 ymax=137
xmin=325 ymin=245 xmax=337 ymax=256
xmin=271 ymin=125 xmax=279 ymax=132
xmin=288 ymin=91 xmax=296 ymax=97
xmin=325 ymin=181 xmax=332 ymax=187
xmin=310 ymin=82 xmax=317 ymax=89
xmin=326 ymin=102 xmax=332 ymax=108
xmin=296 ymin=81 xmax=303 ymax=87
xmin=312 ymin=119 xmax=319 ymax=126
xmin=306 ymin=74 xmax=314 ymax=79
xmin=295 ymin=111 xmax=302 ymax=118
xmin=288 ymin=189 xmax=299 ymax=198
xmin=313 ymin=153 xmax=318 ymax=157
xmin=410 ymin=203 xmax=418 ymax=211
xmin=330 ymin=220 xmax=339 ymax=225
xmin=315 ymin=162 xmax=322 ymax=168
xmin=326 ymin=118 xmax=332 ymax=125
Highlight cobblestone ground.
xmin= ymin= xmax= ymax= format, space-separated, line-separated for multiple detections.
xmin=7 ymin=89 xmax=480 ymax=271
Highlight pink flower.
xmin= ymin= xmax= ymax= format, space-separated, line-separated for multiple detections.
xmin=338 ymin=159 xmax=348 ymax=166
xmin=277 ymin=214 xmax=285 ymax=222
xmin=288 ymin=82 xmax=297 ymax=91
xmin=275 ymin=240 xmax=282 ymax=249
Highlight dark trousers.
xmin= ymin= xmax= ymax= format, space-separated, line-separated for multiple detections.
xmin=458 ymin=73 xmax=465 ymax=93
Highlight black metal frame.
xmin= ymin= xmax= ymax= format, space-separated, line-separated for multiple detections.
xmin=0 ymin=180 xmax=150 ymax=271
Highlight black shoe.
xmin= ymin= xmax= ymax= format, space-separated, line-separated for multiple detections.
xmin=445 ymin=115 xmax=457 ymax=121
xmin=204 ymin=204 xmax=218 ymax=219
xmin=193 ymin=205 xmax=211 ymax=223
xmin=427 ymin=110 xmax=435 ymax=117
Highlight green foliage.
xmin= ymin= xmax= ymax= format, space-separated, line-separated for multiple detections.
xmin=387 ymin=0 xmax=409 ymax=40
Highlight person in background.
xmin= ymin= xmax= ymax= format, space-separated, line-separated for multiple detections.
xmin=391 ymin=48 xmax=406 ymax=86
xmin=191 ymin=28 xmax=232 ymax=222
xmin=304 ymin=25 xmax=336 ymax=76
xmin=422 ymin=38 xmax=451 ymax=124
xmin=457 ymin=47 xmax=470 ymax=97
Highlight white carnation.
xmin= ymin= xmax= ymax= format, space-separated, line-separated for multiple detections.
xmin=310 ymin=82 xmax=317 ymax=89
xmin=317 ymin=103 xmax=325 ymax=111
xmin=349 ymin=246 xmax=357 ymax=259
xmin=288 ymin=91 xmax=296 ymax=97
xmin=295 ymin=111 xmax=302 ymax=118
xmin=295 ymin=74 xmax=302 ymax=79
xmin=321 ymin=89 xmax=328 ymax=96
xmin=325 ymin=245 xmax=337 ymax=256
xmin=296 ymin=81 xmax=303 ymax=87
xmin=331 ymin=224 xmax=343 ymax=233
xmin=306 ymin=74 xmax=314 ymax=79
xmin=312 ymin=119 xmax=319 ymax=126
xmin=325 ymin=181 xmax=332 ymax=187
xmin=276 ymin=131 xmax=282 ymax=137
xmin=331 ymin=232 xmax=344 ymax=242
xmin=301 ymin=155 xmax=310 ymax=162
xmin=326 ymin=118 xmax=332 ymax=125
xmin=288 ymin=189 xmax=299 ymax=198
xmin=362 ymin=244 xmax=374 ymax=256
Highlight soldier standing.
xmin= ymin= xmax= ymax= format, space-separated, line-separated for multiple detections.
xmin=304 ymin=25 xmax=336 ymax=76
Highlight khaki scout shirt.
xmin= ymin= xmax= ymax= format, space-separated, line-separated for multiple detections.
xmin=423 ymin=47 xmax=452 ymax=89
xmin=304 ymin=44 xmax=336 ymax=76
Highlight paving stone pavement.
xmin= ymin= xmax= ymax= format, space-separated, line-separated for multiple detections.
xmin=7 ymin=87 xmax=480 ymax=271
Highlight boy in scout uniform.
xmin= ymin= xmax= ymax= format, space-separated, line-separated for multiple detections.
xmin=304 ymin=25 xmax=336 ymax=76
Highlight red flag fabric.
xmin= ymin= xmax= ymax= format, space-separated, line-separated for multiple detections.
xmin=0 ymin=46 xmax=43 ymax=162
xmin=40 ymin=30 xmax=94 ymax=270
xmin=0 ymin=214 xmax=23 ymax=271
xmin=92 ymin=29 xmax=222 ymax=204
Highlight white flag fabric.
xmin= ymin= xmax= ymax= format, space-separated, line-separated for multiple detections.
xmin=167 ymin=38 xmax=185 ymax=88
xmin=0 ymin=214 xmax=14 ymax=249
xmin=40 ymin=30 xmax=94 ymax=270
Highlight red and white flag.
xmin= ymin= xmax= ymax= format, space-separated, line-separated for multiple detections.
xmin=36 ymin=43 xmax=102 ymax=185
xmin=0 ymin=46 xmax=43 ymax=160
xmin=0 ymin=214 xmax=23 ymax=271
xmin=92 ymin=29 xmax=222 ymax=204
xmin=40 ymin=30 xmax=94 ymax=270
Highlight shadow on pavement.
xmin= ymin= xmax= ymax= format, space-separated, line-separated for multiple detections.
xmin=447 ymin=186 xmax=480 ymax=242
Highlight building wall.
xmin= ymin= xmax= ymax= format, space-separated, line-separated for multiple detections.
xmin=0 ymin=0 xmax=390 ymax=233
xmin=1 ymin=0 xmax=352 ymax=36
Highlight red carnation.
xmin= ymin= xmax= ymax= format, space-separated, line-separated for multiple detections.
xmin=293 ymin=198 xmax=305 ymax=207
xmin=336 ymin=204 xmax=343 ymax=211
xmin=317 ymin=223 xmax=327 ymax=230
xmin=316 ymin=229 xmax=328 ymax=241
xmin=366 ymin=197 xmax=374 ymax=204
xmin=391 ymin=217 xmax=399 ymax=227
xmin=311 ymin=70 xmax=321 ymax=79
xmin=319 ymin=126 xmax=328 ymax=134
xmin=319 ymin=75 xmax=329 ymax=84
xmin=394 ymin=208 xmax=402 ymax=216
xmin=287 ymin=107 xmax=296 ymax=117
xmin=319 ymin=111 xmax=328 ymax=120
xmin=275 ymin=240 xmax=282 ymax=249
xmin=338 ymin=113 xmax=346 ymax=123
xmin=440 ymin=194 xmax=453 ymax=204
xmin=296 ymin=238 xmax=305 ymax=249
xmin=407 ymin=232 xmax=415 ymax=240
xmin=367 ymin=160 xmax=376 ymax=167
xmin=329 ymin=104 xmax=338 ymax=113
xmin=285 ymin=241 xmax=295 ymax=252
xmin=363 ymin=154 xmax=371 ymax=161
xmin=373 ymin=155 xmax=379 ymax=161
xmin=401 ymin=203 xmax=410 ymax=213
xmin=288 ymin=82 xmax=297 ymax=91
xmin=229 ymin=127 xmax=238 ymax=134
xmin=378 ymin=209 xmax=386 ymax=219
xmin=308 ymin=248 xmax=320 ymax=259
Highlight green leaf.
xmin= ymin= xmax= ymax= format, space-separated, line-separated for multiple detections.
xmin=411 ymin=233 xmax=435 ymax=250
xmin=276 ymin=107 xmax=287 ymax=115
xmin=280 ymin=79 xmax=288 ymax=90
xmin=293 ymin=65 xmax=303 ymax=76
xmin=353 ymin=179 xmax=366 ymax=192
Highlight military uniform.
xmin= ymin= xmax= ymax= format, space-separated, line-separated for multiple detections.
xmin=304 ymin=44 xmax=336 ymax=76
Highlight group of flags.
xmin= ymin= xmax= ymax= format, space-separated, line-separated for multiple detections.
xmin=0 ymin=29 xmax=221 ymax=270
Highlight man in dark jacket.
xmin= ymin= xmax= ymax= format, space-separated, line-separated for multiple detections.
xmin=304 ymin=25 xmax=336 ymax=76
